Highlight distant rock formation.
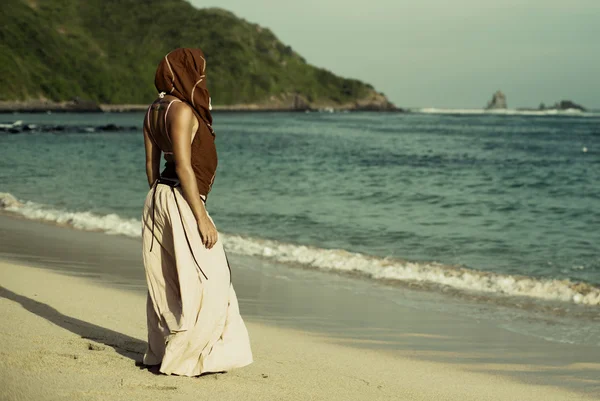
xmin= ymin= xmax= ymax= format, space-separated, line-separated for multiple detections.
xmin=516 ymin=100 xmax=588 ymax=113
xmin=485 ymin=91 xmax=507 ymax=109
xmin=526 ymin=100 xmax=587 ymax=112
xmin=549 ymin=100 xmax=586 ymax=112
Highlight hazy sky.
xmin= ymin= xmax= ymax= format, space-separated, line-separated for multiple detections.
xmin=191 ymin=0 xmax=599 ymax=108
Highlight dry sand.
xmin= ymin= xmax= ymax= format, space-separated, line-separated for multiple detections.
xmin=0 ymin=260 xmax=597 ymax=401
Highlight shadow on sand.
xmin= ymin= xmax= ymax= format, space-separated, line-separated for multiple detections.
xmin=0 ymin=286 xmax=146 ymax=362
xmin=0 ymin=286 xmax=230 ymax=377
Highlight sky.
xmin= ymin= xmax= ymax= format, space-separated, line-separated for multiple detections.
xmin=191 ymin=0 xmax=599 ymax=109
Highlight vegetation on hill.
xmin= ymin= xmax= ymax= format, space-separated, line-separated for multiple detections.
xmin=0 ymin=0 xmax=391 ymax=108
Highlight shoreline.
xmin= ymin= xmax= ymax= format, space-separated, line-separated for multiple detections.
xmin=0 ymin=193 xmax=598 ymax=312
xmin=0 ymin=212 xmax=599 ymax=400
xmin=4 ymin=104 xmax=599 ymax=116
xmin=0 ymin=100 xmax=405 ymax=114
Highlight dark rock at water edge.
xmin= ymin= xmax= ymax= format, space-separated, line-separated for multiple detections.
xmin=211 ymin=92 xmax=403 ymax=112
xmin=0 ymin=98 xmax=102 ymax=113
xmin=485 ymin=91 xmax=507 ymax=110
xmin=0 ymin=120 xmax=139 ymax=134
xmin=97 ymin=124 xmax=120 ymax=132
xmin=69 ymin=97 xmax=103 ymax=112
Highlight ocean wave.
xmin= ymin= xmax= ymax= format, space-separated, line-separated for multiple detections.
xmin=414 ymin=108 xmax=599 ymax=117
xmin=1 ymin=192 xmax=599 ymax=306
xmin=0 ymin=192 xmax=141 ymax=237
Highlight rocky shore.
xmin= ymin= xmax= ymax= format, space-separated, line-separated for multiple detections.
xmin=0 ymin=98 xmax=103 ymax=113
xmin=0 ymin=91 xmax=403 ymax=114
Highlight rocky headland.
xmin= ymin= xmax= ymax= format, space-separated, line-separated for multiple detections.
xmin=1 ymin=1 xmax=400 ymax=113
xmin=0 ymin=92 xmax=402 ymax=114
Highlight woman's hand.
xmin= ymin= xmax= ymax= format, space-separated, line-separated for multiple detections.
xmin=197 ymin=215 xmax=218 ymax=249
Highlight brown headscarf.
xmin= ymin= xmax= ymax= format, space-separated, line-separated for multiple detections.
xmin=154 ymin=48 xmax=214 ymax=135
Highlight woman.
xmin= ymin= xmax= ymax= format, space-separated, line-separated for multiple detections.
xmin=141 ymin=48 xmax=253 ymax=376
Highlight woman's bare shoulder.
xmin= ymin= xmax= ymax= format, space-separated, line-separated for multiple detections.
xmin=167 ymin=101 xmax=198 ymax=134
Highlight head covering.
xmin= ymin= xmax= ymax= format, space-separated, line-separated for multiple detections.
xmin=154 ymin=48 xmax=214 ymax=134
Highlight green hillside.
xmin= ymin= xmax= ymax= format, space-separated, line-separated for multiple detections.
xmin=0 ymin=0 xmax=391 ymax=108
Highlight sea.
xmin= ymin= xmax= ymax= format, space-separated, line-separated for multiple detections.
xmin=1 ymin=108 xmax=599 ymax=343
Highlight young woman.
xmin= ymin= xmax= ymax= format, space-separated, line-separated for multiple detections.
xmin=141 ymin=48 xmax=252 ymax=376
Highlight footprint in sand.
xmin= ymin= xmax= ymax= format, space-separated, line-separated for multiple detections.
xmin=87 ymin=342 xmax=106 ymax=351
xmin=142 ymin=384 xmax=178 ymax=391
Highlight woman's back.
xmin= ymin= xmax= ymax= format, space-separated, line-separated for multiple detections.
xmin=144 ymin=95 xmax=218 ymax=196
xmin=144 ymin=95 xmax=198 ymax=162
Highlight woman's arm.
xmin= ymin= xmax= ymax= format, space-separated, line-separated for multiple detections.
xmin=169 ymin=103 xmax=218 ymax=249
xmin=143 ymin=112 xmax=161 ymax=188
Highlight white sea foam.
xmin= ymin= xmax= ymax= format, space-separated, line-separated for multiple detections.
xmin=0 ymin=192 xmax=141 ymax=237
xmin=1 ymin=192 xmax=599 ymax=306
xmin=414 ymin=108 xmax=598 ymax=117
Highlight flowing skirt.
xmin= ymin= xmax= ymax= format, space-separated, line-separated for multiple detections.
xmin=141 ymin=181 xmax=253 ymax=376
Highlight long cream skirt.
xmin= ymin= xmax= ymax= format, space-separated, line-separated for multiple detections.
xmin=141 ymin=181 xmax=253 ymax=376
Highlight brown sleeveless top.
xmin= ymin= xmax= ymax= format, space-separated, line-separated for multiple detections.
xmin=146 ymin=99 xmax=218 ymax=197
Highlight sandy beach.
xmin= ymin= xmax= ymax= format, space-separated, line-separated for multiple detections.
xmin=3 ymin=0 xmax=599 ymax=399
xmin=0 ymin=214 xmax=598 ymax=401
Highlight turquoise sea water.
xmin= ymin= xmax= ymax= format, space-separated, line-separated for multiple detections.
xmin=1 ymin=110 xmax=599 ymax=306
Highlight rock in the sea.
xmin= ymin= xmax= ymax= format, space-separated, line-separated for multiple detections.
xmin=96 ymin=124 xmax=138 ymax=132
xmin=0 ymin=120 xmax=23 ymax=134
xmin=553 ymin=100 xmax=586 ymax=112
xmin=486 ymin=91 xmax=507 ymax=109
xmin=97 ymin=124 xmax=120 ymax=132
xmin=1 ymin=121 xmax=140 ymax=134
